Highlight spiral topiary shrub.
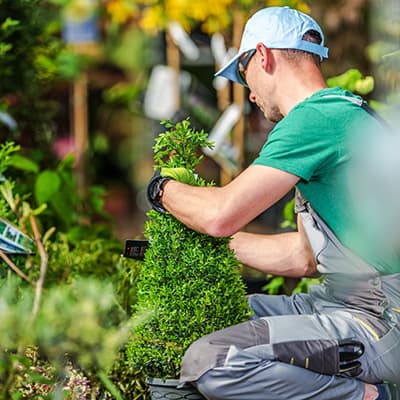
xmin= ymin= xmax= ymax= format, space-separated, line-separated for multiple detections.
xmin=126 ymin=119 xmax=250 ymax=380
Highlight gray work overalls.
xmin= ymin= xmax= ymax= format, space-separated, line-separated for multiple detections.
xmin=179 ymin=191 xmax=400 ymax=400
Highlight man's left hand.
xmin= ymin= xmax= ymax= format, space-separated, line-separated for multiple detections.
xmin=161 ymin=167 xmax=197 ymax=185
xmin=147 ymin=167 xmax=197 ymax=213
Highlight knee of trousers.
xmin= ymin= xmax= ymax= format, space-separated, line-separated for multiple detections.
xmin=181 ymin=319 xmax=271 ymax=383
xmin=180 ymin=333 xmax=230 ymax=383
xmin=247 ymin=293 xmax=267 ymax=314
xmin=180 ymin=316 xmax=353 ymax=384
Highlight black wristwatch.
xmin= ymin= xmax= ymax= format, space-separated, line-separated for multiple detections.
xmin=147 ymin=170 xmax=171 ymax=213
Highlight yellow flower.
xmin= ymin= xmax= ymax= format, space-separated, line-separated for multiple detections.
xmin=164 ymin=0 xmax=190 ymax=29
xmin=106 ymin=0 xmax=137 ymax=25
xmin=132 ymin=0 xmax=310 ymax=34
xmin=139 ymin=5 xmax=166 ymax=33
xmin=267 ymin=0 xmax=310 ymax=14
xmin=194 ymin=0 xmax=234 ymax=34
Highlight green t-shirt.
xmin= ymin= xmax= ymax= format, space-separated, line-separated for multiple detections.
xmin=252 ymin=87 xmax=399 ymax=275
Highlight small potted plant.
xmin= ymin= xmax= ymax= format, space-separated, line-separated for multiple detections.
xmin=126 ymin=119 xmax=250 ymax=399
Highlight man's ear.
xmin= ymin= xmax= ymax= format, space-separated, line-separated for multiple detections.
xmin=256 ymin=43 xmax=274 ymax=73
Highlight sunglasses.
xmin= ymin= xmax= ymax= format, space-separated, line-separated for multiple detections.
xmin=238 ymin=49 xmax=256 ymax=86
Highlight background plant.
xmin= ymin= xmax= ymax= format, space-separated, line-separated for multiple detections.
xmin=0 ymin=0 xmax=66 ymax=146
xmin=0 ymin=277 xmax=133 ymax=399
xmin=0 ymin=141 xmax=144 ymax=398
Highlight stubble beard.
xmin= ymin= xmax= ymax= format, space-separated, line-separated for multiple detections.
xmin=264 ymin=106 xmax=284 ymax=123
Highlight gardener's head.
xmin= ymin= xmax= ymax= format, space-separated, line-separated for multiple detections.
xmin=215 ymin=6 xmax=328 ymax=87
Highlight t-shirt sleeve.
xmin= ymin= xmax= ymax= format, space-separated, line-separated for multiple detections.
xmin=252 ymin=106 xmax=338 ymax=182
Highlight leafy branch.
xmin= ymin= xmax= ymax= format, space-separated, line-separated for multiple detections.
xmin=153 ymin=118 xmax=214 ymax=170
xmin=0 ymin=249 xmax=30 ymax=281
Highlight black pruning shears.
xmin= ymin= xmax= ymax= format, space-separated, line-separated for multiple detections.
xmin=124 ymin=239 xmax=149 ymax=261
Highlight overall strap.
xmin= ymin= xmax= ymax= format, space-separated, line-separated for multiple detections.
xmin=322 ymin=94 xmax=392 ymax=130
xmin=295 ymin=189 xmax=389 ymax=318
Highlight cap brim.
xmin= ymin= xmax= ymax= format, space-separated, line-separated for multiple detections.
xmin=215 ymin=52 xmax=247 ymax=86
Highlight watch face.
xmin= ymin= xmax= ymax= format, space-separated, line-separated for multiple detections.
xmin=0 ymin=218 xmax=35 ymax=254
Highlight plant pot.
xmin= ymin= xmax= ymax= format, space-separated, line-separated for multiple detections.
xmin=146 ymin=377 xmax=205 ymax=399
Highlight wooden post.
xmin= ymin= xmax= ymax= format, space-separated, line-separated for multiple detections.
xmin=216 ymin=56 xmax=231 ymax=112
xmin=215 ymin=32 xmax=232 ymax=186
xmin=232 ymin=10 xmax=245 ymax=169
xmin=62 ymin=1 xmax=99 ymax=202
xmin=166 ymin=31 xmax=181 ymax=109
xmin=216 ymin=41 xmax=232 ymax=186
xmin=72 ymin=72 xmax=89 ymax=197
xmin=219 ymin=10 xmax=245 ymax=185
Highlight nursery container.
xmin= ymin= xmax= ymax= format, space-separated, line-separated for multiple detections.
xmin=146 ymin=377 xmax=205 ymax=400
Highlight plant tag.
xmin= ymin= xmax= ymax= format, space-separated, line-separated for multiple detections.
xmin=124 ymin=240 xmax=149 ymax=260
xmin=0 ymin=217 xmax=35 ymax=254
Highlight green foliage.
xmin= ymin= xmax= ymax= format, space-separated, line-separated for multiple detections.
xmin=34 ymin=279 xmax=131 ymax=372
xmin=0 ymin=277 xmax=133 ymax=398
xmin=0 ymin=142 xmax=19 ymax=220
xmin=280 ymin=196 xmax=296 ymax=230
xmin=54 ymin=48 xmax=90 ymax=79
xmin=8 ymin=154 xmax=39 ymax=174
xmin=0 ymin=0 xmax=64 ymax=138
xmin=35 ymin=170 xmax=61 ymax=205
xmin=103 ymin=82 xmax=143 ymax=107
xmin=0 ymin=142 xmax=45 ymax=229
xmin=0 ymin=141 xmax=145 ymax=398
xmin=103 ymin=352 xmax=150 ymax=400
xmin=153 ymin=118 xmax=214 ymax=172
xmin=33 ymin=155 xmax=84 ymax=230
xmin=45 ymin=233 xmax=118 ymax=281
xmin=367 ymin=1 xmax=400 ymax=104
xmin=114 ymin=257 xmax=143 ymax=314
xmin=0 ymin=279 xmax=35 ymax=351
xmin=262 ymin=275 xmax=286 ymax=295
xmin=44 ymin=233 xmax=142 ymax=313
xmin=0 ymin=141 xmax=19 ymax=176
xmin=0 ymin=143 xmax=112 ymax=234
xmin=327 ymin=68 xmax=375 ymax=95
xmin=126 ymin=119 xmax=250 ymax=379
xmin=262 ymin=274 xmax=322 ymax=296
xmin=291 ymin=277 xmax=322 ymax=294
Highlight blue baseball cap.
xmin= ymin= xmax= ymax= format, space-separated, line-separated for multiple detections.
xmin=215 ymin=6 xmax=329 ymax=86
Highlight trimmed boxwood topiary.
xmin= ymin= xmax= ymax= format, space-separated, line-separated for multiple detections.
xmin=126 ymin=119 xmax=250 ymax=380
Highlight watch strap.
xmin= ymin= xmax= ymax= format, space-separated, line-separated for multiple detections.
xmin=147 ymin=170 xmax=171 ymax=213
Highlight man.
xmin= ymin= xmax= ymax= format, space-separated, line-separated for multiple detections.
xmin=147 ymin=6 xmax=400 ymax=400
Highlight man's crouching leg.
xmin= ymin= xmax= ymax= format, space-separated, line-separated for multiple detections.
xmin=181 ymin=334 xmax=366 ymax=400
xmin=180 ymin=318 xmax=271 ymax=385
xmin=179 ymin=317 xmax=367 ymax=400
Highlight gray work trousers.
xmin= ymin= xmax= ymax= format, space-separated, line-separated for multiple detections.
xmin=181 ymin=290 xmax=400 ymax=399
xmin=179 ymin=191 xmax=400 ymax=399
